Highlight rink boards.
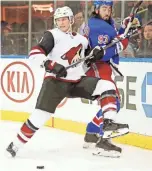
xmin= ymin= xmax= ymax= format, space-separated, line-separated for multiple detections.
xmin=0 ymin=57 xmax=152 ymax=150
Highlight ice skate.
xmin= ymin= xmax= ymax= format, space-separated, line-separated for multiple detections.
xmin=83 ymin=133 xmax=99 ymax=149
xmin=103 ymin=119 xmax=129 ymax=139
xmin=6 ymin=142 xmax=19 ymax=157
xmin=93 ymin=137 xmax=122 ymax=158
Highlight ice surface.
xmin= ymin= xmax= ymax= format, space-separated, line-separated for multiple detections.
xmin=0 ymin=121 xmax=152 ymax=171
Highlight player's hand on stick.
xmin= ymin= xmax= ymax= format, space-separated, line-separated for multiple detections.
xmin=44 ymin=60 xmax=67 ymax=78
xmin=122 ymin=16 xmax=141 ymax=29
xmin=84 ymin=46 xmax=105 ymax=67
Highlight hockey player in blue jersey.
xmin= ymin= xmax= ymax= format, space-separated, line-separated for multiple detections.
xmin=83 ymin=0 xmax=131 ymax=151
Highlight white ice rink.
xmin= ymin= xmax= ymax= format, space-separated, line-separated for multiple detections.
xmin=0 ymin=121 xmax=152 ymax=171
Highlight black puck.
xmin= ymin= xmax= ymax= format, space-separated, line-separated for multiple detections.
xmin=37 ymin=166 xmax=44 ymax=169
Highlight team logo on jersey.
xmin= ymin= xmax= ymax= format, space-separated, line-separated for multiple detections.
xmin=61 ymin=44 xmax=83 ymax=64
xmin=98 ymin=35 xmax=109 ymax=44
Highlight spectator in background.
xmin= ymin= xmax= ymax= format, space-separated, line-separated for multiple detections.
xmin=1 ymin=21 xmax=12 ymax=36
xmin=19 ymin=22 xmax=28 ymax=55
xmin=46 ymin=17 xmax=54 ymax=30
xmin=11 ymin=22 xmax=22 ymax=55
xmin=136 ymin=23 xmax=152 ymax=58
xmin=65 ymin=1 xmax=86 ymax=35
xmin=73 ymin=10 xmax=85 ymax=35
xmin=1 ymin=21 xmax=15 ymax=55
xmin=11 ymin=22 xmax=20 ymax=32
xmin=119 ymin=43 xmax=135 ymax=57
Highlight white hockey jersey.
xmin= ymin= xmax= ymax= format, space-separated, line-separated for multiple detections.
xmin=29 ymin=28 xmax=88 ymax=82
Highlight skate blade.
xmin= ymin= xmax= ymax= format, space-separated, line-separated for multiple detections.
xmin=83 ymin=142 xmax=96 ymax=149
xmin=103 ymin=128 xmax=129 ymax=139
xmin=92 ymin=148 xmax=121 ymax=158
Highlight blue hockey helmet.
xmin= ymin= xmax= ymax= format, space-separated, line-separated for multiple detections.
xmin=93 ymin=0 xmax=113 ymax=9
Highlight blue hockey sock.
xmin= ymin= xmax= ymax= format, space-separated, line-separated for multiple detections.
xmin=86 ymin=109 xmax=103 ymax=134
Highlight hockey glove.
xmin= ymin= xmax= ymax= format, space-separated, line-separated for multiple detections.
xmin=85 ymin=46 xmax=104 ymax=67
xmin=115 ymin=35 xmax=129 ymax=54
xmin=121 ymin=16 xmax=141 ymax=29
xmin=121 ymin=16 xmax=132 ymax=29
xmin=44 ymin=60 xmax=67 ymax=78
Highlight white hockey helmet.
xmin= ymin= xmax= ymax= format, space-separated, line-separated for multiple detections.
xmin=54 ymin=6 xmax=74 ymax=26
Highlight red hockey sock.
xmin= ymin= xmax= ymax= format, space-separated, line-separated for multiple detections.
xmin=17 ymin=119 xmax=39 ymax=144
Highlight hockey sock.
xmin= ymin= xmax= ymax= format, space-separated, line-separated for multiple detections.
xmin=17 ymin=119 xmax=39 ymax=143
xmin=16 ymin=109 xmax=52 ymax=144
xmin=86 ymin=96 xmax=120 ymax=135
xmin=86 ymin=109 xmax=103 ymax=134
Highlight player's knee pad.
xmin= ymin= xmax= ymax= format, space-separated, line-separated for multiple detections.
xmin=100 ymin=89 xmax=117 ymax=101
xmin=92 ymin=79 xmax=116 ymax=96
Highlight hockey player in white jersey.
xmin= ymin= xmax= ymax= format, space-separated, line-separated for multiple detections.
xmin=6 ymin=6 xmax=121 ymax=158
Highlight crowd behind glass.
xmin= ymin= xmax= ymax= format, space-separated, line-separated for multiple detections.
xmin=1 ymin=1 xmax=152 ymax=58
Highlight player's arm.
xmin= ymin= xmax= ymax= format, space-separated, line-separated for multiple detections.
xmin=84 ymin=35 xmax=123 ymax=66
xmin=89 ymin=33 xmax=128 ymax=62
xmin=29 ymin=31 xmax=54 ymax=60
xmin=29 ymin=31 xmax=67 ymax=78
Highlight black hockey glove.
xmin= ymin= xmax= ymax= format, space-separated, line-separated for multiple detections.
xmin=44 ymin=60 xmax=67 ymax=78
xmin=85 ymin=46 xmax=105 ymax=67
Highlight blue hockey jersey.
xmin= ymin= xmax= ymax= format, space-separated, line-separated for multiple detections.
xmin=87 ymin=17 xmax=124 ymax=64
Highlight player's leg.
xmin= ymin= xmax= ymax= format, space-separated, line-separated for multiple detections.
xmin=69 ymin=76 xmax=122 ymax=156
xmin=6 ymin=78 xmax=71 ymax=157
xmin=69 ymin=76 xmax=103 ymax=148
xmin=83 ymin=63 xmax=103 ymax=147
xmin=85 ymin=63 xmax=128 ymax=144
xmin=91 ymin=78 xmax=122 ymax=157
xmin=97 ymin=63 xmax=129 ymax=139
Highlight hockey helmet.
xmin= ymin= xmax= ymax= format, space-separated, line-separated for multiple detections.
xmin=54 ymin=6 xmax=74 ymax=26
xmin=93 ymin=0 xmax=113 ymax=9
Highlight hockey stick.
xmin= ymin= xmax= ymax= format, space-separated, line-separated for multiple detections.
xmin=65 ymin=1 xmax=143 ymax=70
xmin=105 ymin=0 xmax=143 ymax=50
xmin=41 ymin=1 xmax=143 ymax=70
xmin=109 ymin=20 xmax=152 ymax=77
xmin=102 ymin=0 xmax=143 ymax=49
xmin=65 ymin=25 xmax=141 ymax=75
xmin=103 ymin=19 xmax=152 ymax=77
xmin=65 ymin=29 xmax=138 ymax=70
xmin=123 ymin=0 xmax=143 ymax=36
